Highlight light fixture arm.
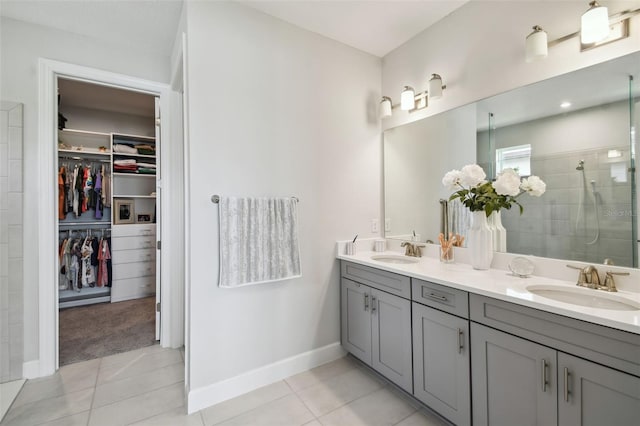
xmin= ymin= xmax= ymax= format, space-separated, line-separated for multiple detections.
xmin=547 ymin=7 xmax=639 ymax=49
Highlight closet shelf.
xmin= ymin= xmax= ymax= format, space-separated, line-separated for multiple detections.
xmin=59 ymin=128 xmax=110 ymax=137
xmin=59 ymin=221 xmax=111 ymax=227
xmin=113 ymin=195 xmax=156 ymax=199
xmin=59 ymin=149 xmax=110 ymax=157
xmin=112 ymin=152 xmax=156 ymax=159
xmin=113 ymin=172 xmax=156 ymax=178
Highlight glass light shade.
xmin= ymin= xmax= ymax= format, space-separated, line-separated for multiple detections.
xmin=525 ymin=26 xmax=548 ymax=62
xmin=400 ymin=86 xmax=415 ymax=110
xmin=581 ymin=1 xmax=609 ymax=44
xmin=380 ymin=97 xmax=392 ymax=118
xmin=428 ymin=74 xmax=443 ymax=99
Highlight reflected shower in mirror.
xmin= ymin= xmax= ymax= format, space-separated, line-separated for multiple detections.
xmin=384 ymin=51 xmax=639 ymax=267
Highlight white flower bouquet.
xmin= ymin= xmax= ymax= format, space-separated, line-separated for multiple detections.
xmin=442 ymin=165 xmax=546 ymax=216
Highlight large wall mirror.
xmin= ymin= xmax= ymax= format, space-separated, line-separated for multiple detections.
xmin=384 ymin=51 xmax=639 ymax=268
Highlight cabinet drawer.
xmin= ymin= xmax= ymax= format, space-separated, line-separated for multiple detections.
xmin=341 ymin=261 xmax=410 ymax=299
xmin=111 ymin=235 xmax=156 ymax=251
xmin=112 ymin=224 xmax=156 ymax=237
xmin=111 ymin=276 xmax=155 ymax=302
xmin=112 ymin=248 xmax=155 ymax=265
xmin=113 ymin=261 xmax=155 ymax=280
xmin=470 ymin=294 xmax=640 ymax=377
xmin=412 ymin=279 xmax=468 ymax=318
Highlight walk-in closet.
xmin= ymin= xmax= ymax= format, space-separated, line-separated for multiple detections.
xmin=56 ymin=78 xmax=160 ymax=366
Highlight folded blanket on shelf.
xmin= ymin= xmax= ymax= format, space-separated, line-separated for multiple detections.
xmin=136 ymin=162 xmax=156 ymax=168
xmin=113 ymin=144 xmax=138 ymax=154
xmin=114 ymin=159 xmax=137 ymax=166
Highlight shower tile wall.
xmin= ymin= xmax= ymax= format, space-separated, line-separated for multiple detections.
xmin=502 ymin=147 xmax=634 ymax=267
xmin=0 ymin=102 xmax=23 ymax=382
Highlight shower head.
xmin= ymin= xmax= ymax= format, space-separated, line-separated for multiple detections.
xmin=576 ymin=160 xmax=585 ymax=171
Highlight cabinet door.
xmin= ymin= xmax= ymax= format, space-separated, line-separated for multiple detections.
xmin=558 ymin=352 xmax=640 ymax=426
xmin=371 ymin=288 xmax=412 ymax=393
xmin=471 ymin=323 xmax=557 ymax=426
xmin=341 ymin=279 xmax=372 ymax=364
xmin=413 ymin=303 xmax=470 ymax=426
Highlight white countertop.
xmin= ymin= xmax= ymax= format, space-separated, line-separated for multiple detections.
xmin=337 ymin=247 xmax=640 ymax=335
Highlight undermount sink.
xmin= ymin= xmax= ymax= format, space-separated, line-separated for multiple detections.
xmin=526 ymin=284 xmax=640 ymax=311
xmin=371 ymin=254 xmax=420 ymax=265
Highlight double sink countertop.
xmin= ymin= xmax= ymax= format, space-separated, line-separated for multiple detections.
xmin=337 ymin=245 xmax=640 ymax=335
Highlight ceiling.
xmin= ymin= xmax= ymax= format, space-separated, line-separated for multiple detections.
xmin=58 ymin=78 xmax=156 ymax=117
xmin=0 ymin=0 xmax=468 ymax=58
xmin=238 ymin=1 xmax=468 ymax=57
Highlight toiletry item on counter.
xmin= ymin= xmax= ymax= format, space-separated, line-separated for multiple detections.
xmin=345 ymin=242 xmax=357 ymax=255
xmin=411 ymin=231 xmax=421 ymax=242
xmin=439 ymin=232 xmax=458 ymax=263
xmin=374 ymin=239 xmax=386 ymax=252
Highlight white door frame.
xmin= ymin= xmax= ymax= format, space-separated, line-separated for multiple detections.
xmin=38 ymin=58 xmax=182 ymax=376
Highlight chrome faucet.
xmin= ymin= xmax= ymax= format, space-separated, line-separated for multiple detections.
xmin=401 ymin=242 xmax=426 ymax=257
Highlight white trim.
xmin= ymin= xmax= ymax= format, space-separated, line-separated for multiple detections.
xmin=186 ymin=342 xmax=346 ymax=413
xmin=22 ymin=360 xmax=40 ymax=379
xmin=37 ymin=58 xmax=183 ymax=378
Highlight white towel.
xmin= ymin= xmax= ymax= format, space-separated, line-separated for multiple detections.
xmin=448 ymin=199 xmax=471 ymax=244
xmin=218 ymin=196 xmax=301 ymax=288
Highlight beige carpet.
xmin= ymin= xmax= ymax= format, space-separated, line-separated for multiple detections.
xmin=59 ymin=296 xmax=156 ymax=366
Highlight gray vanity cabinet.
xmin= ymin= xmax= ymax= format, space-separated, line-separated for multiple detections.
xmin=341 ymin=278 xmax=372 ymax=364
xmin=558 ymin=352 xmax=640 ymax=425
xmin=340 ymin=263 xmax=412 ymax=393
xmin=412 ymin=303 xmax=470 ymax=426
xmin=470 ymin=294 xmax=640 ymax=426
xmin=471 ymin=323 xmax=557 ymax=426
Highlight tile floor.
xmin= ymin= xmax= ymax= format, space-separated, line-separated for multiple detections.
xmin=1 ymin=345 xmax=450 ymax=426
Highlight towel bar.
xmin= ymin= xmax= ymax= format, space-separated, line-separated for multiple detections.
xmin=211 ymin=195 xmax=299 ymax=204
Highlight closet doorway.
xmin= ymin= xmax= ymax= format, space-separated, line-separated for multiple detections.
xmin=56 ymin=78 xmax=161 ymax=366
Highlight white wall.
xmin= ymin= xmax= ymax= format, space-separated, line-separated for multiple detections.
xmin=0 ymin=17 xmax=170 ymax=365
xmin=384 ymin=104 xmax=476 ymax=242
xmin=382 ymin=0 xmax=640 ymax=130
xmin=184 ymin=1 xmax=381 ymax=410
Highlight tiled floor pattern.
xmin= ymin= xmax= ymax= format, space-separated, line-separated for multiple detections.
xmin=1 ymin=346 xmax=449 ymax=426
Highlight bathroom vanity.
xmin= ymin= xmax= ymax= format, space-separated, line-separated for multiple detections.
xmin=338 ymin=249 xmax=640 ymax=426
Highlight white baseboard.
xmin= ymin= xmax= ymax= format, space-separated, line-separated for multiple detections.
xmin=187 ymin=341 xmax=345 ymax=414
xmin=22 ymin=360 xmax=40 ymax=379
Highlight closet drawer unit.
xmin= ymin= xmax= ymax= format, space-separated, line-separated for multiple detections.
xmin=111 ymin=276 xmax=155 ymax=302
xmin=111 ymin=224 xmax=156 ymax=238
xmin=111 ymin=235 xmax=156 ymax=251
xmin=113 ymin=261 xmax=155 ymax=280
xmin=111 ymin=248 xmax=156 ymax=265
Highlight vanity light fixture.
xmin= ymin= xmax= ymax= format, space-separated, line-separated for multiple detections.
xmin=428 ymin=74 xmax=444 ymax=100
xmin=525 ymin=26 xmax=548 ymax=62
xmin=400 ymin=86 xmax=416 ymax=110
xmin=380 ymin=96 xmax=393 ymax=118
xmin=560 ymin=101 xmax=572 ymax=108
xmin=526 ymin=2 xmax=640 ymax=62
xmin=380 ymin=74 xmax=446 ymax=118
xmin=581 ymin=1 xmax=610 ymax=44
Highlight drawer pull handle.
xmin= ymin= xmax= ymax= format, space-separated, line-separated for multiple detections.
xmin=563 ymin=367 xmax=571 ymax=402
xmin=541 ymin=359 xmax=549 ymax=392
xmin=427 ymin=292 xmax=448 ymax=302
xmin=371 ymin=296 xmax=377 ymax=313
xmin=457 ymin=328 xmax=464 ymax=354
xmin=364 ymin=293 xmax=369 ymax=311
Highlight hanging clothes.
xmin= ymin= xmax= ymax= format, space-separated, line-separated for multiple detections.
xmin=94 ymin=166 xmax=103 ymax=219
xmin=80 ymin=236 xmax=96 ymax=288
xmin=97 ymin=238 xmax=111 ymax=287
xmin=58 ymin=166 xmax=66 ymax=220
xmin=72 ymin=165 xmax=80 ymax=218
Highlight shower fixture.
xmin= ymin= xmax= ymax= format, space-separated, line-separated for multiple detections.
xmin=575 ymin=161 xmax=600 ymax=245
